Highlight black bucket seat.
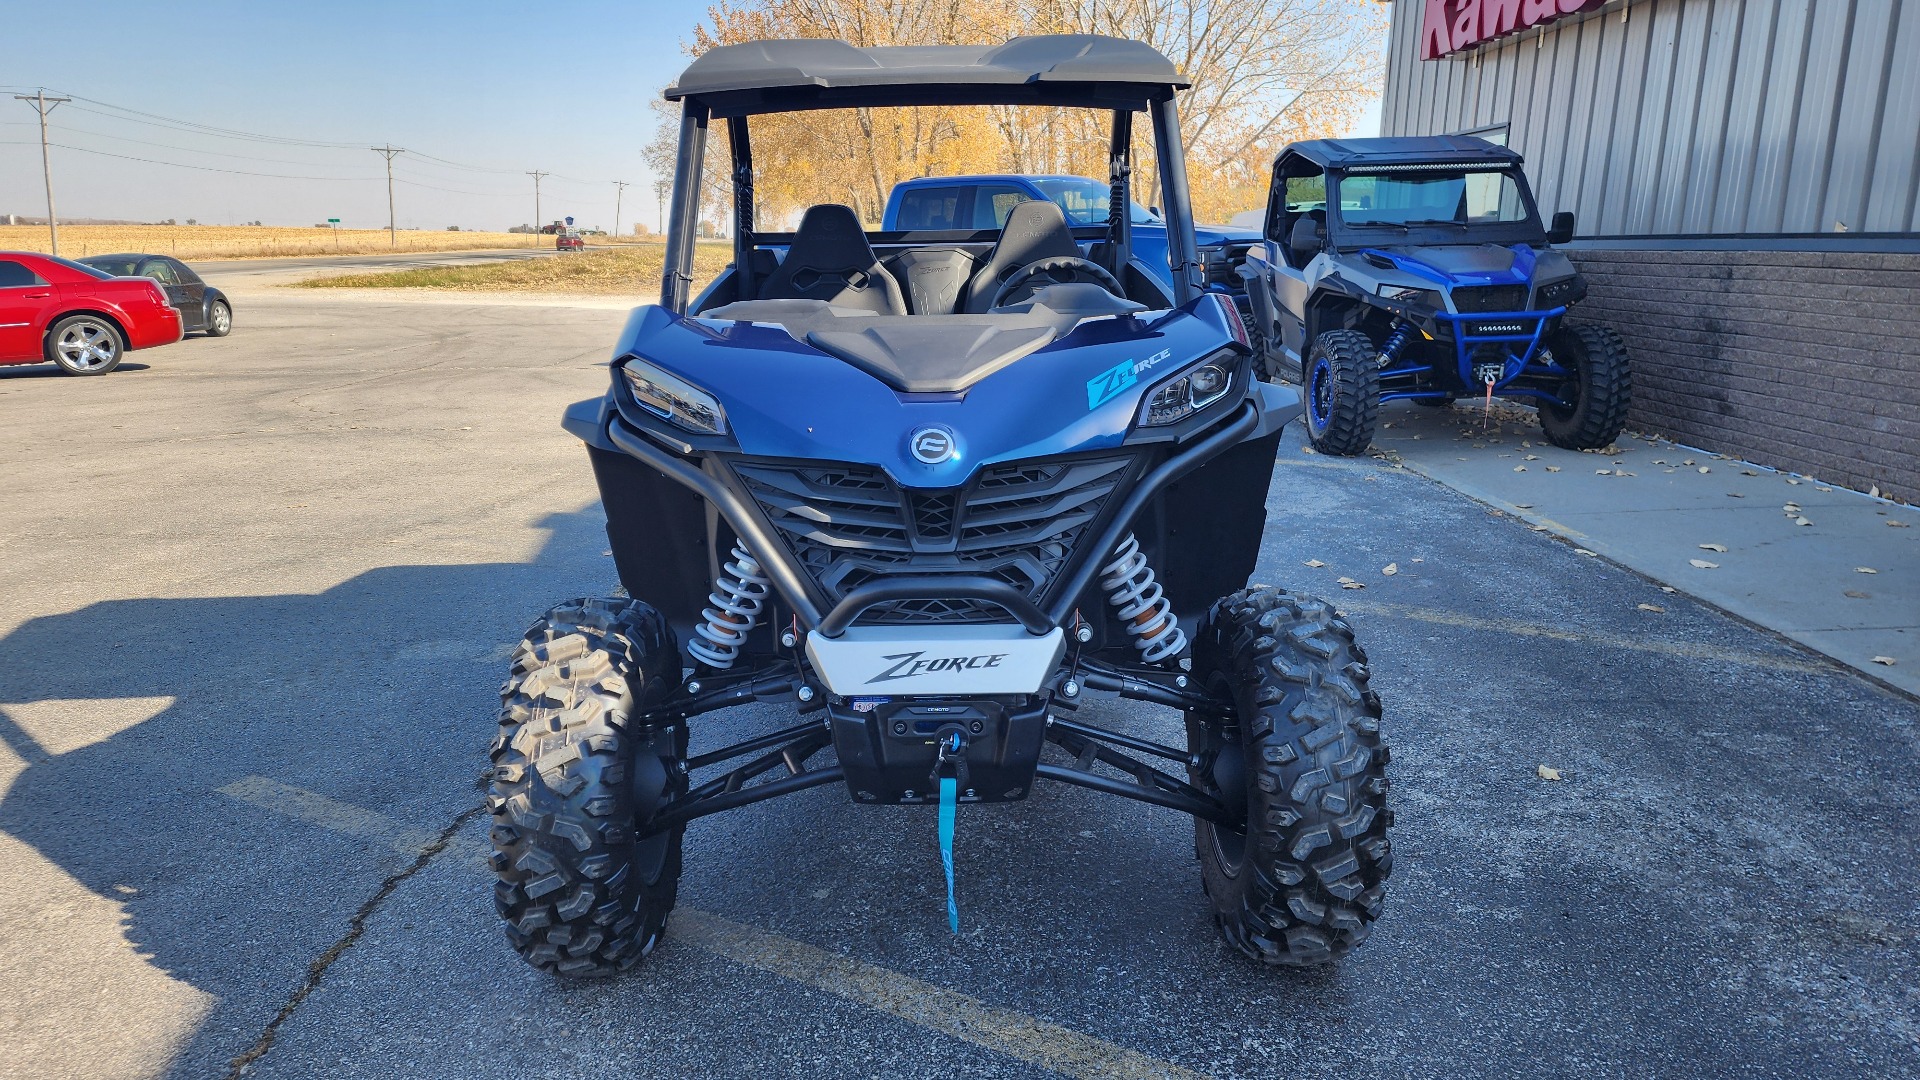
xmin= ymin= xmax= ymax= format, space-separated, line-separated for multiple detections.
xmin=960 ymin=200 xmax=1084 ymax=313
xmin=758 ymin=204 xmax=907 ymax=315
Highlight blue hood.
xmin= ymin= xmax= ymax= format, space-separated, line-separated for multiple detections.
xmin=609 ymin=299 xmax=1243 ymax=488
xmin=1194 ymin=223 xmax=1261 ymax=247
xmin=1364 ymin=243 xmax=1538 ymax=287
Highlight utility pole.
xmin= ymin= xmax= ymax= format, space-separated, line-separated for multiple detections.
xmin=612 ymin=180 xmax=629 ymax=238
xmin=526 ymin=170 xmax=549 ymax=247
xmin=14 ymin=91 xmax=71 ymax=255
xmin=372 ymin=145 xmax=405 ymax=248
xmin=654 ymin=178 xmax=669 ymax=236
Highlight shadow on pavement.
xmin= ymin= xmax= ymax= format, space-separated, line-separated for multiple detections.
xmin=0 ymin=507 xmax=608 ymax=1076
xmin=0 ymin=361 xmax=152 ymax=380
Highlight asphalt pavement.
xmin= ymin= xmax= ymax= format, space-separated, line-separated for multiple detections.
xmin=0 ymin=293 xmax=1914 ymax=1079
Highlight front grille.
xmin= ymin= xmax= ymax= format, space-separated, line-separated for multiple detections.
xmin=734 ymin=454 xmax=1133 ymax=624
xmin=1451 ymin=285 xmax=1529 ymax=313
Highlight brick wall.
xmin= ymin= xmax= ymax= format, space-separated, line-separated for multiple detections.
xmin=1566 ymin=247 xmax=1920 ymax=501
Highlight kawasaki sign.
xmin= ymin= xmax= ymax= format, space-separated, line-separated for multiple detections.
xmin=1421 ymin=0 xmax=1607 ymax=59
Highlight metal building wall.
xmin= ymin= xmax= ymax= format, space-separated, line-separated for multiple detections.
xmin=1381 ymin=0 xmax=1920 ymax=236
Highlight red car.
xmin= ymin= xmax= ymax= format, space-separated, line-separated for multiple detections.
xmin=0 ymin=251 xmax=183 ymax=375
xmin=556 ymin=229 xmax=585 ymax=251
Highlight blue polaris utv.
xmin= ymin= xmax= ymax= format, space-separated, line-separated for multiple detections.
xmin=1240 ymin=136 xmax=1632 ymax=454
xmin=489 ymin=35 xmax=1392 ymax=975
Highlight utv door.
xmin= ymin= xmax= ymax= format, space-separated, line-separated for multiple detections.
xmin=1264 ymin=158 xmax=1327 ymax=361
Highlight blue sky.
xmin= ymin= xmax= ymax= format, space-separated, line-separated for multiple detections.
xmin=0 ymin=1 xmax=1379 ymax=232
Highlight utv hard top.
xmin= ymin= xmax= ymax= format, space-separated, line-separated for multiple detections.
xmin=489 ymin=35 xmax=1392 ymax=977
xmin=1241 ymin=135 xmax=1631 ymax=454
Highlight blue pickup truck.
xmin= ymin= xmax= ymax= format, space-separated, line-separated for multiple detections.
xmin=881 ymin=174 xmax=1259 ymax=303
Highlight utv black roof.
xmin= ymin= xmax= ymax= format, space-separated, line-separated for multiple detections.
xmin=667 ymin=35 xmax=1186 ymax=111
xmin=1283 ymin=136 xmax=1524 ymax=170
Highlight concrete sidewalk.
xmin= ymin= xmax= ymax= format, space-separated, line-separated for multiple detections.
xmin=1360 ymin=399 xmax=1918 ymax=697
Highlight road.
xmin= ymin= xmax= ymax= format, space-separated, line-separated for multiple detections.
xmin=188 ymin=247 xmax=568 ymax=289
xmin=0 ymin=294 xmax=1914 ymax=1079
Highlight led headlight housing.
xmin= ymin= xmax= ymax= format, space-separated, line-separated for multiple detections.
xmin=1139 ymin=348 xmax=1236 ymax=427
xmin=1535 ymin=277 xmax=1586 ymax=306
xmin=1377 ymin=283 xmax=1442 ymax=308
xmin=621 ymin=357 xmax=727 ymax=435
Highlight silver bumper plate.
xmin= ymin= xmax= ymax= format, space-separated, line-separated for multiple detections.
xmin=804 ymin=624 xmax=1066 ymax=696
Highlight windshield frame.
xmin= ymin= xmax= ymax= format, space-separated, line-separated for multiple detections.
xmin=1327 ymin=165 xmax=1547 ymax=248
xmin=661 ymin=77 xmax=1201 ymax=314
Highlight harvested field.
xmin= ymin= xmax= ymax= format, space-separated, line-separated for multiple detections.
xmin=293 ymin=243 xmax=733 ymax=295
xmin=0 ymin=224 xmax=655 ymax=261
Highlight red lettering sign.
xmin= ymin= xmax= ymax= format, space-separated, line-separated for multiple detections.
xmin=1420 ymin=0 xmax=1606 ymax=59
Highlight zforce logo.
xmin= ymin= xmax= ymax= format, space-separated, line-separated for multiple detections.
xmin=1421 ymin=0 xmax=1604 ymax=60
xmin=868 ymin=650 xmax=1009 ymax=684
xmin=1085 ymin=347 xmax=1174 ymax=410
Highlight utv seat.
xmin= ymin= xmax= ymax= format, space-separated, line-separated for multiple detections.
xmin=960 ymin=200 xmax=1085 ymax=313
xmin=757 ymin=204 xmax=907 ymax=315
xmin=884 ymin=247 xmax=978 ymax=316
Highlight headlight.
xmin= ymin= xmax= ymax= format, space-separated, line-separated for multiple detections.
xmin=1139 ymin=348 xmax=1236 ymax=427
xmin=1378 ymin=283 xmax=1442 ymax=307
xmin=621 ymin=357 xmax=727 ymax=435
xmin=1535 ymin=278 xmax=1585 ymax=305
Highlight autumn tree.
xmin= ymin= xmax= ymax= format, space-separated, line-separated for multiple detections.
xmin=662 ymin=0 xmax=1385 ymax=226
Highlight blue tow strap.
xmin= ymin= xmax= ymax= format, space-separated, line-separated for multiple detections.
xmin=938 ymin=775 xmax=959 ymax=934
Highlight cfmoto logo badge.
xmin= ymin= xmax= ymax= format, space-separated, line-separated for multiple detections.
xmin=909 ymin=426 xmax=956 ymax=465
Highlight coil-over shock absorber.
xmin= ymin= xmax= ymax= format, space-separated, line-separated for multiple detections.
xmin=687 ymin=541 xmax=771 ymax=669
xmin=1099 ymin=533 xmax=1186 ymax=663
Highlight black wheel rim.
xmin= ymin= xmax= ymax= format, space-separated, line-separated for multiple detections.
xmin=1308 ymin=357 xmax=1333 ymax=430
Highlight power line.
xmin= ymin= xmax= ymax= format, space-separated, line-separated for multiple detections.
xmin=0 ymin=141 xmax=383 ymax=181
xmin=390 ymin=177 xmax=526 ymax=198
xmin=44 ymin=123 xmax=371 ymax=168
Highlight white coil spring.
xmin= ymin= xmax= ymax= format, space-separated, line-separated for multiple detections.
xmin=687 ymin=542 xmax=771 ymax=668
xmin=1098 ymin=533 xmax=1186 ymax=663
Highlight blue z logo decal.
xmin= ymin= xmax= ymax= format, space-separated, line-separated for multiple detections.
xmin=1086 ymin=360 xmax=1137 ymax=409
xmin=1086 ymin=349 xmax=1174 ymax=410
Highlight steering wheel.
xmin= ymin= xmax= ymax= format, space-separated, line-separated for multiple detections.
xmin=989 ymin=256 xmax=1127 ymax=310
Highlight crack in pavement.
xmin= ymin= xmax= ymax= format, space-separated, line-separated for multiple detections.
xmin=224 ymin=802 xmax=488 ymax=1078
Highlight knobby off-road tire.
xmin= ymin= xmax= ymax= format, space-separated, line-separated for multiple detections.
xmin=1537 ymin=322 xmax=1631 ymax=450
xmin=1187 ymin=588 xmax=1392 ymax=966
xmin=488 ymin=597 xmax=686 ymax=977
xmin=1238 ymin=301 xmax=1273 ymax=382
xmin=1302 ymin=329 xmax=1380 ymax=456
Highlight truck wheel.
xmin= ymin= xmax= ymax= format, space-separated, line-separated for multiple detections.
xmin=1186 ymin=588 xmax=1391 ymax=966
xmin=1301 ymin=329 xmax=1379 ymax=455
xmin=1537 ymin=323 xmax=1631 ymax=450
xmin=488 ymin=597 xmax=686 ymax=977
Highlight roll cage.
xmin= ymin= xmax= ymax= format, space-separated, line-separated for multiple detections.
xmin=655 ymin=35 xmax=1206 ymax=315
